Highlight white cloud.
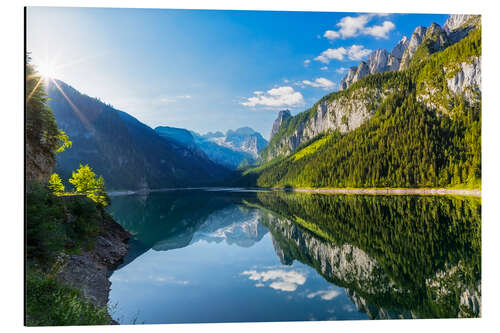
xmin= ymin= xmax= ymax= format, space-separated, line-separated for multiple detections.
xmin=347 ymin=44 xmax=372 ymax=60
xmin=241 ymin=86 xmax=304 ymax=108
xmin=363 ymin=21 xmax=395 ymax=39
xmin=253 ymin=91 xmax=264 ymax=95
xmin=320 ymin=66 xmax=328 ymax=71
xmin=314 ymin=45 xmax=371 ymax=64
xmin=323 ymin=13 xmax=395 ymax=41
xmin=302 ymin=77 xmax=336 ymax=90
xmin=307 ymin=289 xmax=341 ymax=300
xmin=304 ymin=59 xmax=311 ymax=67
xmin=323 ymin=30 xmax=340 ymax=40
xmin=336 ymin=14 xmax=372 ymax=38
xmin=241 ymin=269 xmax=307 ymax=292
xmin=314 ymin=47 xmax=347 ymax=63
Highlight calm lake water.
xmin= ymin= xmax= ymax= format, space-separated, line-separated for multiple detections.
xmin=107 ymin=189 xmax=481 ymax=324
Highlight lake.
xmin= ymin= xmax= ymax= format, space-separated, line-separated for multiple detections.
xmin=107 ymin=189 xmax=481 ymax=324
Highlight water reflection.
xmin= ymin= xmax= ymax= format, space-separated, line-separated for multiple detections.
xmin=107 ymin=189 xmax=480 ymax=323
xmin=252 ymin=192 xmax=481 ymax=319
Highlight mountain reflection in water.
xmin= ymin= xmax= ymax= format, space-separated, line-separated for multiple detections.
xmin=107 ymin=189 xmax=480 ymax=324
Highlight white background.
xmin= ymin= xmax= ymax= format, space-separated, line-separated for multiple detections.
xmin=1 ymin=0 xmax=498 ymax=332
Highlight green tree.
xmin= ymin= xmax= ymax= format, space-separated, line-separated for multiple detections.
xmin=69 ymin=164 xmax=109 ymax=206
xmin=87 ymin=176 xmax=110 ymax=207
xmin=55 ymin=130 xmax=72 ymax=153
xmin=26 ymin=54 xmax=59 ymax=155
xmin=48 ymin=173 xmax=64 ymax=195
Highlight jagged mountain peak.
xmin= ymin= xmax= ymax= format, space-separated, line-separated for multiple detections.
xmin=367 ymin=49 xmax=390 ymax=74
xmin=443 ymin=14 xmax=479 ymax=34
xmin=270 ymin=110 xmax=292 ymax=139
xmin=390 ymin=36 xmax=409 ymax=59
xmin=259 ymin=13 xmax=481 ymax=164
xmin=424 ymin=22 xmax=449 ymax=51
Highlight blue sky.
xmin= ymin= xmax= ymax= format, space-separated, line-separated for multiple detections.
xmin=27 ymin=7 xmax=448 ymax=139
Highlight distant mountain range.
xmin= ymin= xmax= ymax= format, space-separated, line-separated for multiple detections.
xmin=155 ymin=126 xmax=267 ymax=169
xmin=47 ymin=80 xmax=233 ymax=191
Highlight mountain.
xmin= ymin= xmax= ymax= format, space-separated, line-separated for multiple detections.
xmin=191 ymin=132 xmax=256 ymax=169
xmin=47 ymin=80 xmax=232 ymax=190
xmin=243 ymin=14 xmax=481 ymax=188
xmin=206 ymin=127 xmax=268 ymax=159
xmin=153 ymin=126 xmax=267 ymax=169
xmin=339 ymin=37 xmax=409 ymax=91
xmin=155 ymin=126 xmax=196 ymax=148
xmin=339 ymin=15 xmax=479 ymax=91
xmin=270 ymin=110 xmax=292 ymax=139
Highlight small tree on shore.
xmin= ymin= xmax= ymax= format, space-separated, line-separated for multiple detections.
xmin=69 ymin=164 xmax=109 ymax=206
xmin=48 ymin=173 xmax=64 ymax=195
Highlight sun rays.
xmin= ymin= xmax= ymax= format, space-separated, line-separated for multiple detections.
xmin=26 ymin=53 xmax=95 ymax=134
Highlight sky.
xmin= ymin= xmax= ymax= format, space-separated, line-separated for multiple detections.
xmin=27 ymin=7 xmax=448 ymax=139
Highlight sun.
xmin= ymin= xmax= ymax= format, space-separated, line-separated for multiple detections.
xmin=37 ymin=60 xmax=56 ymax=79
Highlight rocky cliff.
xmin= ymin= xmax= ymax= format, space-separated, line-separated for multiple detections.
xmin=444 ymin=14 xmax=480 ymax=43
xmin=261 ymin=14 xmax=480 ymax=162
xmin=399 ymin=26 xmax=428 ymax=70
xmin=262 ymin=86 xmax=388 ymax=160
xmin=417 ymin=56 xmax=481 ymax=113
xmin=270 ymin=110 xmax=292 ymax=139
xmin=55 ymin=200 xmax=130 ymax=307
xmin=339 ymin=36 xmax=409 ymax=91
xmin=339 ymin=14 xmax=479 ymax=91
xmin=26 ymin=141 xmax=55 ymax=184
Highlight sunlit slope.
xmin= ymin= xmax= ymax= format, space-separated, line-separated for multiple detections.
xmin=242 ymin=27 xmax=481 ymax=189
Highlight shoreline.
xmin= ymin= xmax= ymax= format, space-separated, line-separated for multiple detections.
xmin=288 ymin=187 xmax=481 ymax=197
xmin=109 ymin=186 xmax=481 ymax=197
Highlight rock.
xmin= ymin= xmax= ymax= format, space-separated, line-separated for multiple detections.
xmin=444 ymin=14 xmax=478 ymax=34
xmin=270 ymin=110 xmax=292 ymax=139
xmin=263 ymin=87 xmax=386 ymax=160
xmin=56 ymin=208 xmax=130 ymax=307
xmin=340 ymin=43 xmax=408 ymax=91
xmin=399 ymin=26 xmax=427 ymax=70
xmin=390 ymin=36 xmax=410 ymax=60
xmin=25 ymin=142 xmax=55 ymax=184
xmin=368 ymin=49 xmax=390 ymax=74
xmin=339 ymin=66 xmax=358 ymax=91
xmin=444 ymin=14 xmax=481 ymax=44
xmin=446 ymin=57 xmax=481 ymax=102
xmin=425 ymin=23 xmax=449 ymax=52
xmin=353 ymin=61 xmax=370 ymax=82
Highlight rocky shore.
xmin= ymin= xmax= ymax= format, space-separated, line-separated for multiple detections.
xmin=289 ymin=187 xmax=481 ymax=197
xmin=54 ymin=203 xmax=130 ymax=320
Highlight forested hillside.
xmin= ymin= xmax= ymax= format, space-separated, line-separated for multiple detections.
xmin=240 ymin=22 xmax=481 ymax=189
xmin=47 ymin=80 xmax=232 ymax=190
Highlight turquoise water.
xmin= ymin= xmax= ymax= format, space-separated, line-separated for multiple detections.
xmin=107 ymin=189 xmax=481 ymax=324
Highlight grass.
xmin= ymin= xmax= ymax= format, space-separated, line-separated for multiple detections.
xmin=291 ymin=135 xmax=330 ymax=161
xmin=26 ymin=182 xmax=112 ymax=326
xmin=26 ymin=268 xmax=112 ymax=326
